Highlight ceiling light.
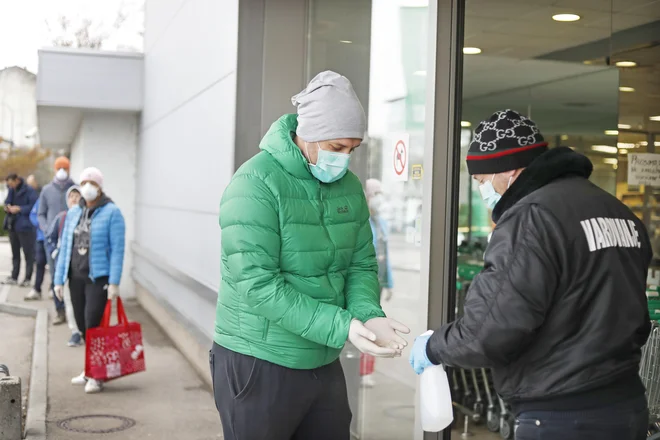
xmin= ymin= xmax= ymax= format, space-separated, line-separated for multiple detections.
xmin=650 ymin=115 xmax=660 ymax=122
xmin=618 ymin=124 xmax=631 ymax=129
xmin=463 ymin=47 xmax=482 ymax=55
xmin=604 ymin=130 xmax=619 ymax=136
xmin=615 ymin=61 xmax=637 ymax=67
xmin=552 ymin=13 xmax=581 ymax=22
xmin=461 ymin=121 xmax=472 ymax=128
xmin=619 ymin=86 xmax=635 ymax=93
xmin=339 ymin=40 xmax=353 ymax=44
xmin=592 ymin=145 xmax=618 ymax=154
xmin=620 ymin=149 xmax=628 ymax=155
xmin=603 ymin=158 xmax=618 ymax=165
xmin=617 ymin=143 xmax=636 ymax=149
xmin=414 ymin=70 xmax=427 ymax=76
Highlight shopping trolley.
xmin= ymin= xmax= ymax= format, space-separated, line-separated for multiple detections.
xmin=640 ymin=323 xmax=660 ymax=439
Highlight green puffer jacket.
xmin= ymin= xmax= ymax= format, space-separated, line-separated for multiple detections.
xmin=214 ymin=114 xmax=385 ymax=369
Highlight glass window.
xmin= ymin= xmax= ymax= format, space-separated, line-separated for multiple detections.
xmin=456 ymin=1 xmax=660 ymax=438
xmin=307 ymin=0 xmax=434 ymax=438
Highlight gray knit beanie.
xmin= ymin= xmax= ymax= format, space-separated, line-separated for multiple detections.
xmin=291 ymin=71 xmax=366 ymax=142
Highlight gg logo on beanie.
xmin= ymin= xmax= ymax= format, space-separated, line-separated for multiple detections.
xmin=466 ymin=109 xmax=548 ymax=176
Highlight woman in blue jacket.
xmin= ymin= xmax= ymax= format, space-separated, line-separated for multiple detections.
xmin=53 ymin=167 xmax=126 ymax=394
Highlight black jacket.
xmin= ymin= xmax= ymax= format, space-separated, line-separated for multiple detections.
xmin=427 ymin=147 xmax=653 ymax=412
xmin=3 ymin=179 xmax=38 ymax=232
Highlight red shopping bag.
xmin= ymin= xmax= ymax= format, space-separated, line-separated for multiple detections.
xmin=360 ymin=353 xmax=375 ymax=376
xmin=85 ymin=298 xmax=146 ymax=381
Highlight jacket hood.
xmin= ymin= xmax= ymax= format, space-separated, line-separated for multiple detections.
xmin=259 ymin=114 xmax=315 ymax=180
xmin=79 ymin=193 xmax=113 ymax=213
xmin=492 ymin=147 xmax=593 ymax=223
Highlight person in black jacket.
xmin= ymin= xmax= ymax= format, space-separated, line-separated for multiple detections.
xmin=410 ymin=110 xmax=653 ymax=440
xmin=3 ymin=174 xmax=39 ymax=286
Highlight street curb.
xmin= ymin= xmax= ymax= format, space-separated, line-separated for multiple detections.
xmin=0 ymin=285 xmax=48 ymax=440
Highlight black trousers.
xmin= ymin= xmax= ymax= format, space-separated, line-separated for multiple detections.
xmin=210 ymin=343 xmax=352 ymax=440
xmin=515 ymin=395 xmax=648 ymax=440
xmin=68 ymin=276 xmax=109 ymax=339
xmin=34 ymin=241 xmax=47 ymax=293
xmin=9 ymin=229 xmax=36 ymax=281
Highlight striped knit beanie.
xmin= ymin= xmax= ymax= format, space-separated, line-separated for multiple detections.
xmin=466 ymin=109 xmax=548 ymax=175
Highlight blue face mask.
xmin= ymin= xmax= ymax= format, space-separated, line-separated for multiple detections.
xmin=306 ymin=142 xmax=351 ymax=183
xmin=479 ymin=175 xmax=502 ymax=210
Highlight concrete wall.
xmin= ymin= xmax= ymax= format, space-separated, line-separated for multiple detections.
xmin=69 ymin=111 xmax=139 ymax=295
xmin=135 ymin=0 xmax=239 ymax=342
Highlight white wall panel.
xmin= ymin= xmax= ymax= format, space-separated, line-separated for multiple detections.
xmin=142 ymin=0 xmax=239 ymax=127
xmin=138 ymin=0 xmax=239 ymax=329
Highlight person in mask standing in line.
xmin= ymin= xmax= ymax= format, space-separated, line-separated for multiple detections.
xmin=409 ymin=109 xmax=653 ymax=440
xmin=27 ymin=176 xmax=48 ymax=301
xmin=3 ymin=174 xmax=38 ymax=287
xmin=46 ymin=185 xmax=83 ymax=346
xmin=54 ymin=167 xmax=125 ymax=394
xmin=360 ymin=178 xmax=395 ymax=388
xmin=212 ymin=70 xmax=410 ymax=440
xmin=37 ymin=156 xmax=76 ymax=325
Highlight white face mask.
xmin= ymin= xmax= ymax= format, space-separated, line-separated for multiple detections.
xmin=55 ymin=169 xmax=68 ymax=181
xmin=81 ymin=183 xmax=99 ymax=202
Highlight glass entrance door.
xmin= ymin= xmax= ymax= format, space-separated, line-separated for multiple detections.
xmin=306 ymin=1 xmax=434 ymax=438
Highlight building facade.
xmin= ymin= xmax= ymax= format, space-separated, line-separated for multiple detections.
xmin=37 ymin=1 xmax=660 ymax=439
xmin=0 ymin=66 xmax=37 ymax=148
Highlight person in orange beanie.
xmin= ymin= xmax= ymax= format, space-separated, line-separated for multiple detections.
xmin=34 ymin=157 xmax=77 ymax=335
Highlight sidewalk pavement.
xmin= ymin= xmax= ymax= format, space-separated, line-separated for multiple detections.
xmin=0 ymin=242 xmax=222 ymax=439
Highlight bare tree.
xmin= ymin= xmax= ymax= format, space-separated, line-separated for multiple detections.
xmin=44 ymin=0 xmax=143 ymax=50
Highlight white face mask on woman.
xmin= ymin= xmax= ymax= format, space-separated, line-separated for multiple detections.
xmin=81 ymin=183 xmax=99 ymax=202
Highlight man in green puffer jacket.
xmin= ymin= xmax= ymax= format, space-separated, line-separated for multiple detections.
xmin=212 ymin=71 xmax=410 ymax=440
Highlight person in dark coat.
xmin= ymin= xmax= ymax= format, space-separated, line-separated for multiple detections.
xmin=3 ymin=174 xmax=39 ymax=286
xmin=409 ymin=110 xmax=653 ymax=440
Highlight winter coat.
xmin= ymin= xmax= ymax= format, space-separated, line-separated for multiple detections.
xmin=29 ymin=199 xmax=44 ymax=241
xmin=3 ymin=180 xmax=38 ymax=232
xmin=54 ymin=196 xmax=126 ymax=286
xmin=214 ymin=114 xmax=385 ymax=370
xmin=426 ymin=147 xmax=653 ymax=413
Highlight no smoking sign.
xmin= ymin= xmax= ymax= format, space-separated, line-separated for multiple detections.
xmin=391 ymin=133 xmax=409 ymax=182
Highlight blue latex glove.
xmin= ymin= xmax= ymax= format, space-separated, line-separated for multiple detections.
xmin=409 ymin=332 xmax=434 ymax=375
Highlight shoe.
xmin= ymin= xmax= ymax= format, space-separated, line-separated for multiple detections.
xmin=361 ymin=375 xmax=376 ymax=388
xmin=53 ymin=309 xmax=66 ymax=326
xmin=24 ymin=289 xmax=42 ymax=301
xmin=68 ymin=332 xmax=83 ymax=347
xmin=19 ymin=280 xmax=31 ymax=288
xmin=85 ymin=379 xmax=103 ymax=394
xmin=1 ymin=277 xmax=17 ymax=285
xmin=71 ymin=371 xmax=87 ymax=386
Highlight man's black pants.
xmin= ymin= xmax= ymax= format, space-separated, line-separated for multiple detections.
xmin=69 ymin=276 xmax=109 ymax=339
xmin=9 ymin=229 xmax=36 ymax=281
xmin=515 ymin=395 xmax=648 ymax=440
xmin=210 ymin=343 xmax=352 ymax=440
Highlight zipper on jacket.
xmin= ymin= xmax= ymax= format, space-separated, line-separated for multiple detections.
xmin=318 ymin=184 xmax=335 ymax=262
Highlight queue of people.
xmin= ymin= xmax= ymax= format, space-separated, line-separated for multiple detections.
xmin=3 ymin=161 xmax=126 ymax=394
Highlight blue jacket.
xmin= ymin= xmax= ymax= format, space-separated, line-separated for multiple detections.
xmin=369 ymin=216 xmax=393 ymax=289
xmin=4 ymin=180 xmax=38 ymax=232
xmin=54 ymin=199 xmax=126 ymax=286
xmin=29 ymin=199 xmax=44 ymax=241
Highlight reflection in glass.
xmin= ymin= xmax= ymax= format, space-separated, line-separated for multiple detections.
xmin=307 ymin=1 xmax=431 ymax=439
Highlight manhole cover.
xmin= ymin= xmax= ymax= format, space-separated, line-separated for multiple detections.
xmin=57 ymin=415 xmax=136 ymax=434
